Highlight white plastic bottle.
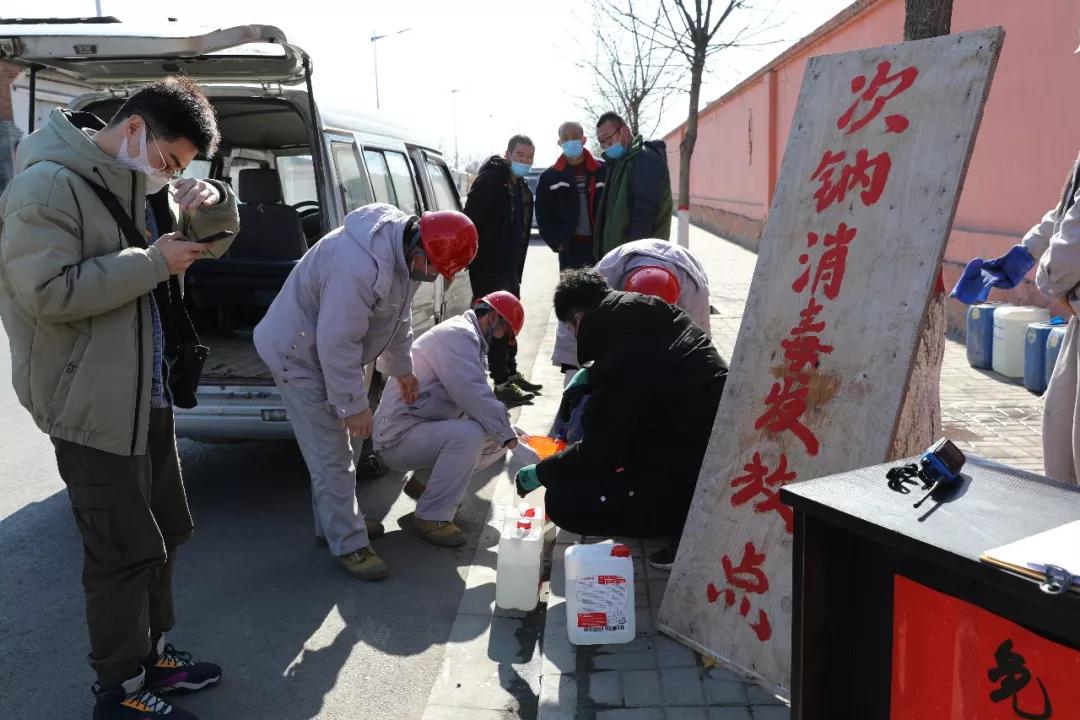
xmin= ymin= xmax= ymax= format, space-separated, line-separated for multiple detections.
xmin=495 ymin=503 xmax=544 ymax=611
xmin=564 ymin=542 xmax=636 ymax=645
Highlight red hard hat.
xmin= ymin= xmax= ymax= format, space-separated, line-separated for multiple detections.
xmin=624 ymin=265 xmax=681 ymax=304
xmin=419 ymin=210 xmax=479 ymax=280
xmin=478 ymin=290 xmax=525 ymax=337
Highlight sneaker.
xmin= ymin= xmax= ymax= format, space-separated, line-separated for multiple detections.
xmin=145 ymin=637 xmax=222 ymax=694
xmin=413 ymin=518 xmax=466 ymax=547
xmin=648 ymin=546 xmax=677 ymax=572
xmin=316 ymin=519 xmax=385 ymax=547
xmin=509 ymin=373 xmax=543 ymax=393
xmin=93 ymin=670 xmax=197 ymax=719
xmin=338 ymin=546 xmax=388 ymax=580
xmin=495 ymin=382 xmax=534 ymax=406
xmin=402 ymin=472 xmax=426 ymax=501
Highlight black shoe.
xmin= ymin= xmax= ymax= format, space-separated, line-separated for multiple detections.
xmin=648 ymin=546 xmax=677 ymax=571
xmin=93 ymin=671 xmax=197 ymax=719
xmin=495 ymin=382 xmax=534 ymax=406
xmin=144 ymin=638 xmax=221 ymax=694
xmin=356 ymin=453 xmax=387 ymax=480
xmin=509 ymin=373 xmax=543 ymax=393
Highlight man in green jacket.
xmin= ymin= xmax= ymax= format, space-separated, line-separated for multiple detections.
xmin=0 ymin=77 xmax=238 ymax=720
xmin=593 ymin=111 xmax=674 ymax=258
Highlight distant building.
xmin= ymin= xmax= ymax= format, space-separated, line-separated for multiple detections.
xmin=663 ymin=0 xmax=1080 ymax=334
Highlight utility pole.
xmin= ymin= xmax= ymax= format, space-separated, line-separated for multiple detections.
xmin=370 ymin=28 xmax=411 ymax=111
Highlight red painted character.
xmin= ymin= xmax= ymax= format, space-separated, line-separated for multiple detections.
xmin=781 ymin=333 xmax=834 ymax=374
xmin=791 ymin=296 xmax=827 ymax=336
xmin=730 ymin=452 xmax=798 ymax=533
xmin=756 ymin=376 xmax=820 ymax=456
xmin=837 ymin=60 xmax=918 ymax=135
xmin=792 ymin=223 xmax=858 ymax=300
xmin=705 ymin=542 xmax=774 ymax=641
xmin=811 ymin=149 xmax=892 ymax=213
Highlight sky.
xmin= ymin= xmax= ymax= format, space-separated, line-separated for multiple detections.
xmin=7 ymin=0 xmax=853 ymax=168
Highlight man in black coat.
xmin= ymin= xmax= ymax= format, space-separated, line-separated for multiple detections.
xmin=536 ymin=121 xmax=605 ymax=271
xmin=515 ymin=270 xmax=726 ymax=557
xmin=464 ymin=134 xmax=542 ymax=405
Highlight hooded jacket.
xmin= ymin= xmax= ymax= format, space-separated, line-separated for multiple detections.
xmin=535 ymin=149 xmax=605 ymax=253
xmin=551 ymin=238 xmax=713 ymax=367
xmin=373 ymin=309 xmax=515 ymax=451
xmin=0 ymin=108 xmax=238 ymax=456
xmin=254 ymin=203 xmax=416 ymax=419
xmin=463 ymin=156 xmax=533 ymax=297
xmin=594 ymin=136 xmax=673 ymax=258
xmin=537 ymin=291 xmax=726 ymax=535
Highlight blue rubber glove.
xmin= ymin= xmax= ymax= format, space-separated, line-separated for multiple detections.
xmin=950 ymin=245 xmax=1036 ymax=305
xmin=558 ymin=367 xmax=591 ymax=423
xmin=515 ymin=464 xmax=541 ymax=497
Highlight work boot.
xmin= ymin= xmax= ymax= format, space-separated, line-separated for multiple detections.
xmin=495 ymin=381 xmax=534 ymax=407
xmin=647 ymin=546 xmax=677 ymax=572
xmin=509 ymin=372 xmax=543 ymax=394
xmin=316 ymin=520 xmax=385 ymax=547
xmin=356 ymin=452 xmax=387 ymax=480
xmin=145 ymin=636 xmax=221 ymax=694
xmin=338 ymin=546 xmax=388 ymax=580
xmin=402 ymin=471 xmax=426 ymax=501
xmin=413 ymin=518 xmax=466 ymax=547
xmin=93 ymin=670 xmax=197 ymax=720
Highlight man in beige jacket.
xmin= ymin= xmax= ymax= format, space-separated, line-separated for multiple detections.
xmin=0 ymin=77 xmax=238 ymax=720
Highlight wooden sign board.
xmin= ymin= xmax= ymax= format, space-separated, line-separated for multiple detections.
xmin=658 ymin=27 xmax=1005 ymax=697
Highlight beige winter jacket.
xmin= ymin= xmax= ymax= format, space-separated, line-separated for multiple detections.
xmin=0 ymin=108 xmax=238 ymax=456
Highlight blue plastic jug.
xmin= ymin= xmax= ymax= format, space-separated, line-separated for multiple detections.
xmin=966 ymin=303 xmax=999 ymax=369
xmin=1025 ymin=318 xmax=1068 ymax=394
xmin=1045 ymin=324 xmax=1069 ymax=389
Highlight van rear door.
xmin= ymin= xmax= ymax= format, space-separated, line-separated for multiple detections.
xmin=0 ymin=20 xmax=307 ymax=85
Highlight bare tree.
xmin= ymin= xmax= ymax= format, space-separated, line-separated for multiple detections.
xmin=581 ymin=0 xmax=680 ymax=139
xmin=889 ymin=0 xmax=954 ymax=460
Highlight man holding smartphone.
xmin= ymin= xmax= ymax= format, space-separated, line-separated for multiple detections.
xmin=0 ymin=77 xmax=238 ymax=720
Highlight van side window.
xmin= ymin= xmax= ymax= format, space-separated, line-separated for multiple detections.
xmin=364 ymin=149 xmax=397 ymax=206
xmin=425 ymin=159 xmax=459 ymax=211
xmin=384 ymin=151 xmax=419 ymax=215
xmin=330 ymin=141 xmax=374 ymax=212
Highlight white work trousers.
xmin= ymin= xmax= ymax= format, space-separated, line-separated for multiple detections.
xmin=380 ymin=419 xmax=505 ymax=521
xmin=1043 ymin=316 xmax=1080 ymax=486
xmin=276 ymin=376 xmax=370 ymax=556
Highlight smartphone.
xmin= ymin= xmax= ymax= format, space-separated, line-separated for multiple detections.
xmin=194 ymin=230 xmax=234 ymax=244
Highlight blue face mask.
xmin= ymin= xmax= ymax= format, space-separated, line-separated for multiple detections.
xmin=561 ymin=140 xmax=584 ymax=159
xmin=510 ymin=161 xmax=532 ymax=177
xmin=604 ymin=142 xmax=626 ymax=160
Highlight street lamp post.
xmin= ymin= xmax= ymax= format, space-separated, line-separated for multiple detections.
xmin=370 ymin=28 xmax=411 ymax=111
xmin=450 ymin=88 xmax=461 ymax=170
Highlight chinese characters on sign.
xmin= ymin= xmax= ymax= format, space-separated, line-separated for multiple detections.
xmin=710 ymin=60 xmax=920 ymax=642
xmin=989 ymin=639 xmax=1053 ymax=720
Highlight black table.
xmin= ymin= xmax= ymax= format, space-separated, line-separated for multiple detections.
xmin=780 ymin=454 xmax=1080 ymax=719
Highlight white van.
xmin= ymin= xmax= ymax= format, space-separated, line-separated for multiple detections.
xmin=0 ymin=20 xmax=474 ymax=441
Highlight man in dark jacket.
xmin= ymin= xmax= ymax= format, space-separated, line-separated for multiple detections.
xmin=515 ymin=270 xmax=726 ymax=548
xmin=464 ymin=134 xmax=542 ymax=405
xmin=594 ymin=112 xmax=674 ymax=258
xmin=536 ymin=121 xmax=605 ymax=271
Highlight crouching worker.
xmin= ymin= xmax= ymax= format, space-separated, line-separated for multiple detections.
xmin=255 ymin=205 xmax=478 ymax=580
xmin=517 ymin=270 xmax=726 ymax=557
xmin=552 ymin=238 xmax=712 ymax=383
xmin=375 ymin=292 xmax=527 ymax=547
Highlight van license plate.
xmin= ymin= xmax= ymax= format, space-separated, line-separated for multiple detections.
xmin=261 ymin=409 xmax=288 ymax=422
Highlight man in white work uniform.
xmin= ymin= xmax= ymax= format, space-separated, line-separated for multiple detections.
xmin=374 ymin=291 xmax=528 ymax=547
xmin=255 ymin=204 xmax=478 ymax=580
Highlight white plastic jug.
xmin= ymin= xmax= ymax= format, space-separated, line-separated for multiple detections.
xmin=993 ymin=306 xmax=1050 ymax=379
xmin=495 ymin=502 xmax=544 ymax=611
xmin=564 ymin=542 xmax=635 ymax=645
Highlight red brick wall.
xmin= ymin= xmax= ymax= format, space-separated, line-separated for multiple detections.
xmin=0 ymin=62 xmax=24 ymax=123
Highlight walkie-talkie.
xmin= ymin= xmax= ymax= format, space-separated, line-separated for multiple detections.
xmin=912 ymin=438 xmax=966 ymax=508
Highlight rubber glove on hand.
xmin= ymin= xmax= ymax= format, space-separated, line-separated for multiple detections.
xmin=558 ymin=367 xmax=591 ymax=423
xmin=950 ymin=245 xmax=1036 ymax=305
xmin=515 ymin=464 xmax=541 ymax=497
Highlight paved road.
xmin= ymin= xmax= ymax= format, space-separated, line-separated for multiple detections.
xmin=0 ymin=238 xmax=560 ymax=719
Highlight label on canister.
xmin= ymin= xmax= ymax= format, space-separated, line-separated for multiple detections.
xmin=1051 ymin=334 xmax=1062 ymax=348
xmin=575 ymin=575 xmax=628 ymax=632
xmin=972 ymin=308 xmax=981 ymax=320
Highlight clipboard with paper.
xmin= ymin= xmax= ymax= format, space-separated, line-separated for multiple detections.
xmin=981 ymin=519 xmax=1080 ymax=594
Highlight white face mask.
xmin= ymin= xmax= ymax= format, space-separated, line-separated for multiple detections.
xmin=117 ymin=126 xmax=171 ymax=195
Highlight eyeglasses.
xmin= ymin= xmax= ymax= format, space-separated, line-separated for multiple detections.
xmin=597 ymin=126 xmax=623 ymax=145
xmin=147 ymin=128 xmax=184 ymax=181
